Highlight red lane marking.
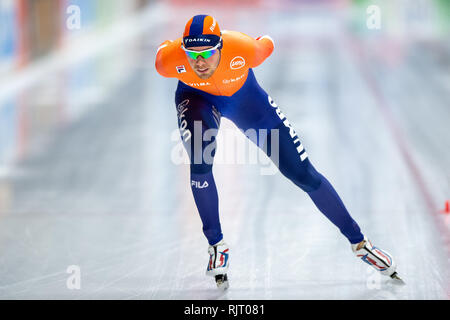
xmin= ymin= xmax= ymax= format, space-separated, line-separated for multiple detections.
xmin=441 ymin=200 xmax=450 ymax=214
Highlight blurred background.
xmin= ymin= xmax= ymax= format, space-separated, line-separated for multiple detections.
xmin=0 ymin=0 xmax=449 ymax=299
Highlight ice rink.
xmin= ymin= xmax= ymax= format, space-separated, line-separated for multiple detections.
xmin=0 ymin=1 xmax=449 ymax=300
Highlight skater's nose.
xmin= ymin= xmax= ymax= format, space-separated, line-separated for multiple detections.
xmin=195 ymin=56 xmax=208 ymax=65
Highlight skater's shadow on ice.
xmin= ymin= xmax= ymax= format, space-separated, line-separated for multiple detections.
xmin=356 ymin=279 xmax=407 ymax=300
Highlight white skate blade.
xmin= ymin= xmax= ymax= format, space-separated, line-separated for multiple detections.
xmin=390 ymin=272 xmax=405 ymax=285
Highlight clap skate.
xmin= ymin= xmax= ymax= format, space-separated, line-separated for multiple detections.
xmin=352 ymin=236 xmax=404 ymax=283
xmin=206 ymin=240 xmax=230 ymax=290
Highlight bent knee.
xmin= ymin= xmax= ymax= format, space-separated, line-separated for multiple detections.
xmin=283 ymin=160 xmax=323 ymax=192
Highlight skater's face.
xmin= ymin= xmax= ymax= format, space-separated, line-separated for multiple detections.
xmin=185 ymin=45 xmax=221 ymax=80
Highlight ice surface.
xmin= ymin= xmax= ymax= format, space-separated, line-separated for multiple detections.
xmin=0 ymin=2 xmax=448 ymax=300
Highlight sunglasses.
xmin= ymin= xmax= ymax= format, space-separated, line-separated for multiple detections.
xmin=181 ymin=40 xmax=221 ymax=60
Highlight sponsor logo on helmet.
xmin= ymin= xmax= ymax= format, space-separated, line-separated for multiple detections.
xmin=184 ymin=38 xmax=211 ymax=44
xmin=230 ymin=56 xmax=245 ymax=70
xmin=210 ymin=18 xmax=216 ymax=32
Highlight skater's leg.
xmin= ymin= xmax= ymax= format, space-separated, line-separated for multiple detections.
xmin=223 ymin=72 xmax=365 ymax=244
xmin=263 ymin=120 xmax=364 ymax=244
xmin=306 ymin=171 xmax=364 ymax=244
xmin=264 ymin=124 xmax=398 ymax=276
xmin=175 ymin=92 xmax=223 ymax=246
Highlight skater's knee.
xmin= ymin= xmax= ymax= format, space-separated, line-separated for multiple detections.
xmin=286 ymin=159 xmax=322 ymax=192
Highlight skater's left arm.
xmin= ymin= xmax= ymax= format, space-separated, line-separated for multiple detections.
xmin=251 ymin=35 xmax=275 ymax=68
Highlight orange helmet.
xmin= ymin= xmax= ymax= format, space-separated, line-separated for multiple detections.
xmin=182 ymin=15 xmax=222 ymax=49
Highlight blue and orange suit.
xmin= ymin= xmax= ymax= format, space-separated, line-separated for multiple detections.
xmin=155 ymin=30 xmax=364 ymax=246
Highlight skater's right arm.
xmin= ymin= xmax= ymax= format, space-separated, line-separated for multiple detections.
xmin=155 ymin=39 xmax=182 ymax=78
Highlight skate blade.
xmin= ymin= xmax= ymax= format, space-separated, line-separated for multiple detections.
xmin=215 ymin=274 xmax=229 ymax=290
xmin=390 ymin=272 xmax=405 ymax=284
